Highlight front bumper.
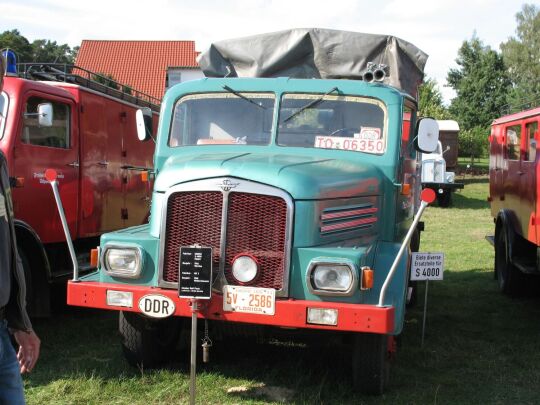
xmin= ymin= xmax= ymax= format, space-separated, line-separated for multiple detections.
xmin=67 ymin=281 xmax=394 ymax=334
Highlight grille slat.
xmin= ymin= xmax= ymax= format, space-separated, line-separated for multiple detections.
xmin=162 ymin=189 xmax=288 ymax=292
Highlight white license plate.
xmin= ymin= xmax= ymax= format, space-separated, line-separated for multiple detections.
xmin=223 ymin=285 xmax=275 ymax=315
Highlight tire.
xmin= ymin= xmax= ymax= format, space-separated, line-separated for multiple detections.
xmin=352 ymin=333 xmax=390 ymax=395
xmin=119 ymin=311 xmax=182 ymax=368
xmin=407 ymin=229 xmax=420 ymax=308
xmin=437 ymin=190 xmax=452 ymax=207
xmin=495 ymin=224 xmax=525 ymax=296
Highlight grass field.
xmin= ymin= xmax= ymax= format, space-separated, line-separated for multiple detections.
xmin=24 ymin=176 xmax=540 ymax=404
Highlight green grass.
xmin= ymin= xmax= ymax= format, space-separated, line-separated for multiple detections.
xmin=457 ymin=156 xmax=489 ymax=172
xmin=24 ymin=176 xmax=540 ymax=404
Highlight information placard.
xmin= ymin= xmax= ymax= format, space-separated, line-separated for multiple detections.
xmin=410 ymin=252 xmax=444 ymax=281
xmin=178 ymin=246 xmax=213 ymax=299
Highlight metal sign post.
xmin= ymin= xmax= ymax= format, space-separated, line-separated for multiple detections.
xmin=178 ymin=245 xmax=213 ymax=405
xmin=410 ymin=252 xmax=444 ymax=348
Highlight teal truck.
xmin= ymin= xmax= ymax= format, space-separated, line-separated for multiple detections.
xmin=61 ymin=29 xmax=439 ymax=394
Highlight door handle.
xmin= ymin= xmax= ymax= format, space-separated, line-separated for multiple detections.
xmin=98 ymin=161 xmax=109 ymax=166
xmin=517 ymin=171 xmax=525 ymax=175
xmin=66 ymin=161 xmax=79 ymax=168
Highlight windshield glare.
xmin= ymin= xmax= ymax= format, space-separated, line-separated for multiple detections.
xmin=169 ymin=93 xmax=275 ymax=146
xmin=278 ymin=94 xmax=386 ymax=154
xmin=0 ymin=92 xmax=8 ymax=139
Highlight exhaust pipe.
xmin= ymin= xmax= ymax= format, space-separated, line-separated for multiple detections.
xmin=362 ymin=71 xmax=374 ymax=82
xmin=373 ymin=68 xmax=386 ymax=82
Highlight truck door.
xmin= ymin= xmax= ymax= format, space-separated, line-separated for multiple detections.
xmin=520 ymin=120 xmax=537 ymax=243
xmin=121 ymin=106 xmax=154 ymax=226
xmin=12 ymin=93 xmax=79 ymax=243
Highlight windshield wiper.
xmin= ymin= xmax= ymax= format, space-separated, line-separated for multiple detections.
xmin=283 ymin=87 xmax=339 ymax=123
xmin=222 ymin=85 xmax=266 ymax=109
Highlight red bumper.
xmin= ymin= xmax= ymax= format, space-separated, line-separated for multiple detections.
xmin=67 ymin=281 xmax=394 ymax=334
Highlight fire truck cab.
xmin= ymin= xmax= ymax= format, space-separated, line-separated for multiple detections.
xmin=0 ymin=61 xmax=158 ymax=315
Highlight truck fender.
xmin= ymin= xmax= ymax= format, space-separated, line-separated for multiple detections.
xmin=14 ymin=219 xmax=52 ymax=317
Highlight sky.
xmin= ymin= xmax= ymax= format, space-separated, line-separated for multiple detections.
xmin=1 ymin=0 xmax=535 ymax=103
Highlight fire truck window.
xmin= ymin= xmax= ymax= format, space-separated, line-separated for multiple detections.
xmin=21 ymin=97 xmax=70 ymax=149
xmin=527 ymin=121 xmax=538 ymax=162
xmin=506 ymin=125 xmax=521 ymax=160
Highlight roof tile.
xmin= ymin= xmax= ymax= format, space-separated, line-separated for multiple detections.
xmin=75 ymin=40 xmax=199 ymax=99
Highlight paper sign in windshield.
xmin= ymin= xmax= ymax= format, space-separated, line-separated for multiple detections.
xmin=315 ymin=136 xmax=384 ymax=154
xmin=358 ymin=127 xmax=381 ymax=140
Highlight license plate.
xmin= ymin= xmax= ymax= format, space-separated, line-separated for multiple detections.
xmin=223 ymin=285 xmax=275 ymax=315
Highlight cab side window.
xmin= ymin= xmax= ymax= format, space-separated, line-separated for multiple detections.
xmin=21 ymin=97 xmax=70 ymax=148
xmin=526 ymin=121 xmax=538 ymax=162
xmin=506 ymin=124 xmax=521 ymax=160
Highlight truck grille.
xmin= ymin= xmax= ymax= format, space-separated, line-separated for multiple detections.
xmin=163 ymin=192 xmax=222 ymax=283
xmin=161 ymin=182 xmax=290 ymax=294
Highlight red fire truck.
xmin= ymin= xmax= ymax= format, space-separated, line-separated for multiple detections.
xmin=488 ymin=106 xmax=540 ymax=295
xmin=0 ymin=59 xmax=159 ymax=315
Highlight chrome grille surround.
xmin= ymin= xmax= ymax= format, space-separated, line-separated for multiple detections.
xmin=158 ymin=177 xmax=294 ymax=297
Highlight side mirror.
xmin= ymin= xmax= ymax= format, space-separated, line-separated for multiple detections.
xmin=136 ymin=107 xmax=153 ymax=142
xmin=415 ymin=118 xmax=439 ymax=153
xmin=38 ymin=103 xmax=53 ymax=127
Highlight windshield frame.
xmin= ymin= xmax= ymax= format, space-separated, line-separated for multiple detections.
xmin=0 ymin=92 xmax=9 ymax=140
xmin=277 ymin=93 xmax=388 ymax=155
xmin=168 ymin=91 xmax=276 ymax=147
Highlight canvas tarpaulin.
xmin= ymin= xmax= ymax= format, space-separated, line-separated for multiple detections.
xmin=198 ymin=28 xmax=428 ymax=97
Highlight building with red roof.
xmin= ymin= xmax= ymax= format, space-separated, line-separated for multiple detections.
xmin=75 ymin=40 xmax=203 ymax=100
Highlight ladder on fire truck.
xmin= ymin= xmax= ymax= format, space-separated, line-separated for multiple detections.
xmin=16 ymin=63 xmax=161 ymax=112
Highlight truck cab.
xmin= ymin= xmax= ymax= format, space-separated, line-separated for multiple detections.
xmin=64 ymin=29 xmax=439 ymax=394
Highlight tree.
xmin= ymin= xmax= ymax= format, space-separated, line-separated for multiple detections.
xmin=501 ymin=4 xmax=540 ymax=111
xmin=0 ymin=29 xmax=77 ymax=64
xmin=459 ymin=126 xmax=489 ymax=165
xmin=418 ymin=78 xmax=451 ymax=119
xmin=447 ymin=36 xmax=511 ymax=131
xmin=0 ymin=29 xmax=33 ymax=62
xmin=92 ymin=73 xmax=119 ymax=90
xmin=31 ymin=39 xmax=76 ymax=64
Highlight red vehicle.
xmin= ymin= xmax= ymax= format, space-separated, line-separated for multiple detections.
xmin=488 ymin=106 xmax=540 ymax=294
xmin=0 ymin=62 xmax=159 ymax=315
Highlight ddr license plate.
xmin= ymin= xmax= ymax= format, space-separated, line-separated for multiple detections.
xmin=223 ymin=285 xmax=275 ymax=315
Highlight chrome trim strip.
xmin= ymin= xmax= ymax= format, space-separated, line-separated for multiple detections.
xmin=321 ymin=207 xmax=378 ymax=221
xmin=306 ymin=258 xmax=358 ymax=297
xmin=157 ymin=177 xmax=294 ymax=297
xmin=321 ymin=217 xmax=377 ymax=233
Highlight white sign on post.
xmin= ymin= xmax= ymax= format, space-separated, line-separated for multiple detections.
xmin=410 ymin=252 xmax=444 ymax=281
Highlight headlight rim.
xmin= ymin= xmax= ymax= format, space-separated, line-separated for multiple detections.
xmin=230 ymin=253 xmax=260 ymax=285
xmin=306 ymin=259 xmax=358 ymax=296
xmin=101 ymin=243 xmax=144 ymax=279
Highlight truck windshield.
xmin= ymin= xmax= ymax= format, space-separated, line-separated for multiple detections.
xmin=277 ymin=94 xmax=387 ymax=154
xmin=169 ymin=93 xmax=275 ymax=147
xmin=0 ymin=92 xmax=8 ymax=140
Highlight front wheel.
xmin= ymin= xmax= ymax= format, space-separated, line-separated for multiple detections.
xmin=351 ymin=333 xmax=390 ymax=395
xmin=495 ymin=225 xmax=525 ymax=296
xmin=119 ymin=311 xmax=182 ymax=368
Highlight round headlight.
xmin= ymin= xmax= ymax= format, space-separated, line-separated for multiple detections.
xmin=312 ymin=264 xmax=353 ymax=291
xmin=231 ymin=255 xmax=258 ymax=283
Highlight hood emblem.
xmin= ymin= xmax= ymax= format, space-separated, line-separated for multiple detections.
xmin=219 ymin=179 xmax=240 ymax=192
